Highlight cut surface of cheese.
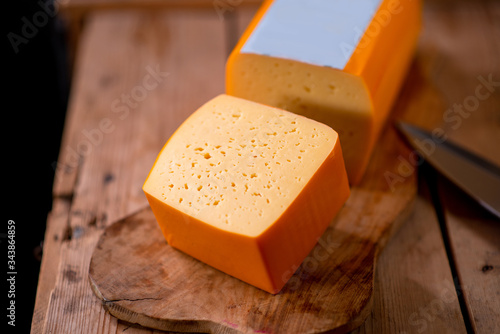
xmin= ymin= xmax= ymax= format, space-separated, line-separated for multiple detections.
xmin=143 ymin=94 xmax=350 ymax=294
xmin=226 ymin=0 xmax=422 ymax=185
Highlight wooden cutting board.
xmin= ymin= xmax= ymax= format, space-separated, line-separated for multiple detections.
xmin=88 ymin=88 xmax=419 ymax=333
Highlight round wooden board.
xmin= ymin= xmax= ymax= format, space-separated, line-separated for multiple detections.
xmin=89 ymin=110 xmax=417 ymax=333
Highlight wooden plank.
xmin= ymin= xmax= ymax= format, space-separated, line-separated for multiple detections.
xmin=439 ymin=178 xmax=500 ymax=334
xmin=83 ymin=2 xmax=470 ymax=333
xmin=30 ymin=198 xmax=71 ymax=333
xmin=344 ymin=0 xmax=500 ymax=332
xmin=85 ymin=4 xmax=419 ymax=332
xmin=424 ymin=1 xmax=500 ymax=332
xmin=355 ymin=1 xmax=500 ymax=332
xmin=352 ymin=175 xmax=467 ymax=334
xmin=32 ymin=0 xmax=499 ymax=333
xmin=348 ymin=2 xmax=478 ymax=331
xmin=35 ymin=8 xmax=227 ymax=333
xmin=419 ymin=0 xmax=500 ymax=166
xmin=84 ymin=2 xmax=468 ymax=334
xmin=59 ymin=0 xmax=263 ymax=12
xmin=58 ymin=0 xmax=263 ymax=69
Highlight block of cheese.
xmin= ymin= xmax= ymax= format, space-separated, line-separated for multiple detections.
xmin=226 ymin=0 xmax=422 ymax=185
xmin=143 ymin=94 xmax=350 ymax=294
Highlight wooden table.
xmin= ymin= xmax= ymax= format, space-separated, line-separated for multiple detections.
xmin=31 ymin=0 xmax=500 ymax=333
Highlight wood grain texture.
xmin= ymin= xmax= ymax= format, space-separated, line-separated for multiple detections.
xmin=412 ymin=1 xmax=500 ymax=332
xmin=439 ymin=178 xmax=500 ymax=334
xmin=352 ymin=174 xmax=468 ymax=334
xmin=351 ymin=1 xmax=500 ymax=331
xmin=35 ymin=8 xmax=227 ymax=334
xmin=59 ymin=0 xmax=263 ymax=12
xmin=57 ymin=0 xmax=263 ymax=67
xmin=31 ymin=199 xmax=71 ymax=333
xmin=31 ymin=0 xmax=500 ymax=333
xmin=86 ymin=3 xmax=421 ymax=333
xmin=425 ymin=2 xmax=500 ymax=333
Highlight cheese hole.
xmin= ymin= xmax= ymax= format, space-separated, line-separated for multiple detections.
xmin=204 ymin=153 xmax=212 ymax=159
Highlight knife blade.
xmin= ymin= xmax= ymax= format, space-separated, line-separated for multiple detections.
xmin=396 ymin=121 xmax=500 ymax=219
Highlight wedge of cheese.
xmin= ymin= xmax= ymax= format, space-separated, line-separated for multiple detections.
xmin=226 ymin=0 xmax=422 ymax=185
xmin=143 ymin=94 xmax=350 ymax=294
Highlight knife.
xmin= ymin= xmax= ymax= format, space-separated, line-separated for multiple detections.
xmin=396 ymin=121 xmax=500 ymax=219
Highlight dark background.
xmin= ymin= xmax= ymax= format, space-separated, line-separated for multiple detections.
xmin=5 ymin=1 xmax=69 ymax=332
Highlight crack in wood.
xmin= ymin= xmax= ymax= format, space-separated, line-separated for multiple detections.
xmin=421 ymin=163 xmax=475 ymax=334
xmin=104 ymin=297 xmax=162 ymax=303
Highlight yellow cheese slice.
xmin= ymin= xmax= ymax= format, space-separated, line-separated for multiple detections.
xmin=143 ymin=94 xmax=350 ymax=293
xmin=226 ymin=0 xmax=422 ymax=185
